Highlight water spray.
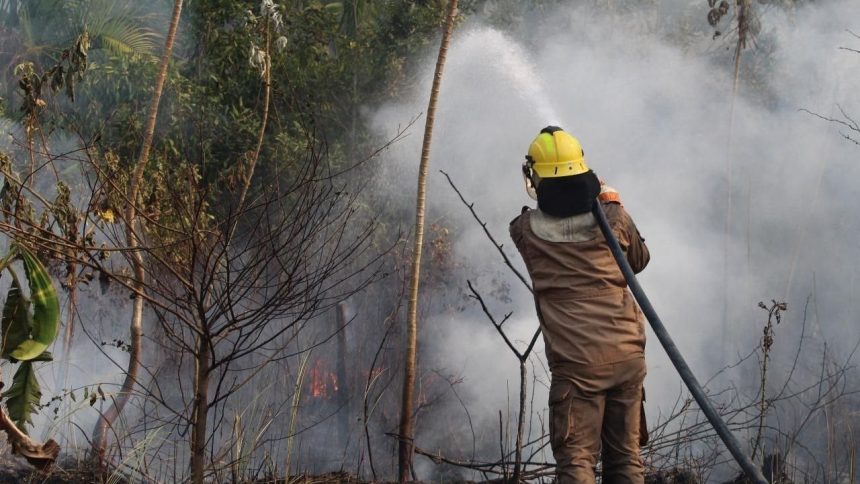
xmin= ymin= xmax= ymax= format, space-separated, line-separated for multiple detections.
xmin=592 ymin=201 xmax=768 ymax=484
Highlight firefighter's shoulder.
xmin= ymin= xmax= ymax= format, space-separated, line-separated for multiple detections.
xmin=510 ymin=206 xmax=531 ymax=226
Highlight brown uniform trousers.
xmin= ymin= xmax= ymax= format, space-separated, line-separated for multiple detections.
xmin=551 ymin=358 xmax=646 ymax=484
xmin=510 ymin=203 xmax=650 ymax=484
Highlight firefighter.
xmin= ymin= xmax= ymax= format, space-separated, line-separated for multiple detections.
xmin=509 ymin=126 xmax=650 ymax=483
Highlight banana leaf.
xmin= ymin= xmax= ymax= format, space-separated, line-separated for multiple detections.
xmin=9 ymin=248 xmax=60 ymax=361
xmin=3 ymin=361 xmax=41 ymax=432
xmin=1 ymin=269 xmax=33 ymax=360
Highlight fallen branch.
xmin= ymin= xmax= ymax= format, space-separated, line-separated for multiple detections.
xmin=0 ymin=403 xmax=59 ymax=469
xmin=413 ymin=445 xmax=555 ymax=479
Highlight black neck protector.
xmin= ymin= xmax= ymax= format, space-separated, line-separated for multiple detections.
xmin=536 ymin=171 xmax=601 ymax=218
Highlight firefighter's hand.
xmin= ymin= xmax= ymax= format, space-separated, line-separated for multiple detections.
xmin=598 ymin=179 xmax=622 ymax=205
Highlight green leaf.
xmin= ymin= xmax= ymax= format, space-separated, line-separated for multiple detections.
xmin=1 ymin=269 xmax=32 ymax=359
xmin=3 ymin=361 xmax=41 ymax=432
xmin=325 ymin=2 xmax=344 ymax=18
xmin=9 ymin=248 xmax=60 ymax=362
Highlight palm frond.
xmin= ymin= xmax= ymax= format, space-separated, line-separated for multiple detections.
xmin=92 ymin=17 xmax=158 ymax=59
xmin=80 ymin=0 xmax=158 ymax=60
xmin=16 ymin=0 xmax=158 ymax=61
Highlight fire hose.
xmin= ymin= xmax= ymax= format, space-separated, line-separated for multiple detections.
xmin=591 ymin=201 xmax=769 ymax=484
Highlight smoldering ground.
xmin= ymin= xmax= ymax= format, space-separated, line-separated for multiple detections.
xmin=369 ymin=0 xmax=860 ymax=479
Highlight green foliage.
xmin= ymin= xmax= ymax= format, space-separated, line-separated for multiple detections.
xmin=82 ymin=0 xmax=158 ymax=60
xmin=0 ymin=0 xmax=462 ymax=439
xmin=0 ymin=0 xmax=158 ymax=126
xmin=1 ymin=270 xmax=33 ymax=359
xmin=9 ymin=247 xmax=61 ymax=361
xmin=3 ymin=361 xmax=41 ymax=431
xmin=13 ymin=31 xmax=90 ymax=126
xmin=0 ymin=246 xmax=61 ymax=434
xmin=178 ymin=0 xmax=451 ymax=185
xmin=5 ymin=0 xmax=457 ymax=192
xmin=11 ymin=0 xmax=156 ymax=59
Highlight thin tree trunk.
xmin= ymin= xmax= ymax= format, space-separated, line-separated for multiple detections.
xmin=62 ymin=285 xmax=76 ymax=352
xmin=185 ymin=16 xmax=271 ymax=482
xmin=513 ymin=359 xmax=526 ymax=482
xmin=398 ymin=1 xmax=459 ymax=481
xmin=91 ymin=0 xmax=184 ymax=462
xmin=190 ymin=333 xmax=211 ymax=484
xmin=720 ymin=0 xmax=749 ymax=361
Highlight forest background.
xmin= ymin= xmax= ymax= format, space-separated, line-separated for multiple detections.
xmin=0 ymin=0 xmax=858 ymax=482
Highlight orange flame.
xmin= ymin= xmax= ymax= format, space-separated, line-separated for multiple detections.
xmin=309 ymin=359 xmax=339 ymax=398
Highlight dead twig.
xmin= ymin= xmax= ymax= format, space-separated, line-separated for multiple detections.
xmin=800 ymin=107 xmax=860 ymax=147
xmin=413 ymin=445 xmax=555 ymax=479
xmin=440 ymin=170 xmax=532 ymax=293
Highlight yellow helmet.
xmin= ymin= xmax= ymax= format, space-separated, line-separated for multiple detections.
xmin=525 ymin=127 xmax=589 ymax=178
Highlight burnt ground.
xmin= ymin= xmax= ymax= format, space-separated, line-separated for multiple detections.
xmin=0 ymin=462 xmax=97 ymax=484
xmin=0 ymin=448 xmax=750 ymax=484
xmin=0 ymin=462 xmax=745 ymax=484
xmin=0 ymin=464 xmax=717 ymax=484
xmin=0 ymin=453 xmax=100 ymax=484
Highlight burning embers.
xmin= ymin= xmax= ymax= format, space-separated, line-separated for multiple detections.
xmin=308 ymin=358 xmax=339 ymax=399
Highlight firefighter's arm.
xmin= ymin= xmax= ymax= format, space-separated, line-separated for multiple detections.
xmin=599 ymin=184 xmax=650 ymax=274
xmin=617 ymin=206 xmax=650 ymax=274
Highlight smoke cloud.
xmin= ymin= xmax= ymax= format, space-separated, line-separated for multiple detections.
xmin=369 ymin=0 xmax=860 ymax=477
xmin=2 ymin=0 xmax=858 ymax=479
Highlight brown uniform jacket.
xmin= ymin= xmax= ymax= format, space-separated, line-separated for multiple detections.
xmin=509 ymin=202 xmax=650 ymax=371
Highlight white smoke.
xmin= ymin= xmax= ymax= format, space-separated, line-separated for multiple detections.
xmin=369 ymin=0 xmax=860 ymax=478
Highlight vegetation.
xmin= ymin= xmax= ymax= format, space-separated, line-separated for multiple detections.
xmin=0 ymin=245 xmax=61 ymax=468
xmin=0 ymin=0 xmax=855 ymax=482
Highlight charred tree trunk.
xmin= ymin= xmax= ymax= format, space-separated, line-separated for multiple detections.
xmin=91 ymin=0 xmax=184 ymax=462
xmin=190 ymin=333 xmax=211 ymax=484
xmin=336 ymin=302 xmax=350 ymax=442
xmin=398 ymin=1 xmax=459 ymax=481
